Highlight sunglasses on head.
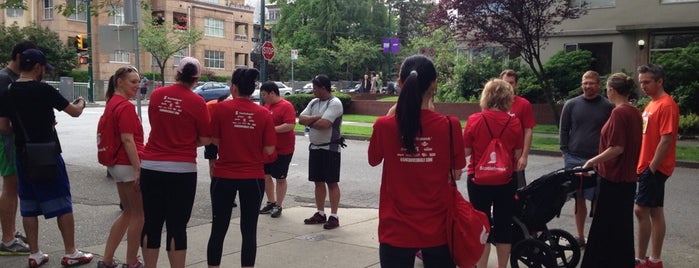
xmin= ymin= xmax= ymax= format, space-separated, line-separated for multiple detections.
xmin=115 ymin=66 xmax=140 ymax=77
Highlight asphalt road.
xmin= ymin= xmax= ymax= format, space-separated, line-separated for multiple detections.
xmin=1 ymin=105 xmax=697 ymax=267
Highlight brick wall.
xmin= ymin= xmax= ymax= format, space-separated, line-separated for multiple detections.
xmin=347 ymin=100 xmax=563 ymax=125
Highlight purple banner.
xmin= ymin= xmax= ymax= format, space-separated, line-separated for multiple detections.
xmin=391 ymin=38 xmax=399 ymax=54
xmin=383 ymin=38 xmax=390 ymax=53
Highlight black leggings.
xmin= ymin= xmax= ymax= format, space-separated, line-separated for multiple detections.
xmin=207 ymin=178 xmax=265 ymax=266
xmin=140 ymin=168 xmax=197 ymax=251
xmin=379 ymin=243 xmax=455 ymax=268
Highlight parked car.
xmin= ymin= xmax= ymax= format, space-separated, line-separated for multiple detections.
xmin=252 ymin=81 xmax=293 ymax=101
xmin=295 ymin=83 xmax=314 ymax=94
xmin=193 ymin=82 xmax=230 ymax=102
xmin=341 ymin=83 xmax=361 ymax=93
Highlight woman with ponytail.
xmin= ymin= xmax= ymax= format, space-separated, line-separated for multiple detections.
xmin=580 ymin=73 xmax=642 ymax=267
xmin=139 ymin=57 xmax=211 ymax=268
xmin=206 ymin=67 xmax=275 ymax=268
xmin=368 ymin=55 xmax=465 ymax=267
xmin=97 ymin=66 xmax=145 ymax=268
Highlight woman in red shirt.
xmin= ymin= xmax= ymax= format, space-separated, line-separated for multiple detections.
xmin=206 ymin=67 xmax=275 ymax=268
xmin=463 ymin=79 xmax=523 ymax=268
xmin=139 ymin=57 xmax=211 ymax=268
xmin=368 ymin=55 xmax=465 ymax=267
xmin=97 ymin=66 xmax=145 ymax=268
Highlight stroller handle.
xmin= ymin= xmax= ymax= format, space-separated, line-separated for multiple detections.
xmin=563 ymin=166 xmax=595 ymax=175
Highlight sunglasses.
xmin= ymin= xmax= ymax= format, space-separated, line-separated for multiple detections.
xmin=115 ymin=65 xmax=140 ymax=77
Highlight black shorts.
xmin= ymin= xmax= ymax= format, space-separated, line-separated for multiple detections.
xmin=635 ymin=167 xmax=668 ymax=207
xmin=308 ymin=149 xmax=340 ymax=183
xmin=264 ymin=153 xmax=293 ymax=179
xmin=204 ymin=144 xmax=218 ymax=160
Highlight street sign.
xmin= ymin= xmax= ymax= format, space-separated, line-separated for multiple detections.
xmin=291 ymin=49 xmax=298 ymax=60
xmin=262 ymin=41 xmax=275 ymax=61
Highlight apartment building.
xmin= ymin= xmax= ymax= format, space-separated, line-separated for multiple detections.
xmin=544 ymin=0 xmax=699 ymax=75
xmin=2 ymin=0 xmax=255 ymax=97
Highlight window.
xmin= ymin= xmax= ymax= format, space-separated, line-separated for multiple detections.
xmin=661 ymin=0 xmax=698 ymax=3
xmin=570 ymin=0 xmax=615 ymax=8
xmin=205 ymin=50 xmax=225 ymax=69
xmin=173 ymin=12 xmax=188 ymax=30
xmin=43 ymin=0 xmax=53 ymax=20
xmin=234 ymin=53 xmax=248 ymax=66
xmin=109 ymin=6 xmax=125 ymax=25
xmin=67 ymin=0 xmax=87 ymax=22
xmin=205 ymin=18 xmax=225 ymax=37
xmin=234 ymin=23 xmax=248 ymax=41
xmin=650 ymin=32 xmax=699 ymax=61
xmin=110 ymin=50 xmax=130 ymax=63
xmin=201 ymin=0 xmax=218 ymax=4
xmin=173 ymin=49 xmax=188 ymax=66
xmin=6 ymin=8 xmax=23 ymax=17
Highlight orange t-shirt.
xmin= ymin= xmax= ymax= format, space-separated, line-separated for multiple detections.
xmin=637 ymin=94 xmax=679 ymax=176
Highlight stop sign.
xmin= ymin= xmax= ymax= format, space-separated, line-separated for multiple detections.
xmin=262 ymin=41 xmax=275 ymax=61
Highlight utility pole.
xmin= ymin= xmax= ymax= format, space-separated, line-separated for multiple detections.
xmin=259 ymin=0 xmax=266 ymax=83
xmin=86 ymin=0 xmax=94 ymax=102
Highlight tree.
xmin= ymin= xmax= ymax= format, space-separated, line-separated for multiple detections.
xmin=326 ymin=37 xmax=380 ymax=80
xmin=139 ymin=11 xmax=203 ymax=87
xmin=653 ymin=42 xmax=699 ymax=115
xmin=432 ymin=0 xmax=586 ymax=124
xmin=389 ymin=0 xmax=437 ymax=47
xmin=0 ymin=24 xmax=77 ymax=79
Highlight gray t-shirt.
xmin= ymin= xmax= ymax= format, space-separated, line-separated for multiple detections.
xmin=301 ymin=96 xmax=343 ymax=152
xmin=559 ymin=94 xmax=614 ymax=159
xmin=0 ymin=67 xmax=20 ymax=96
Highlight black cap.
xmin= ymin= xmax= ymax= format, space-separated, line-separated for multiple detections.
xmin=20 ymin=49 xmax=55 ymax=71
xmin=312 ymin=74 xmax=331 ymax=91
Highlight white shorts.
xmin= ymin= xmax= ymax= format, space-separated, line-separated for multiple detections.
xmin=107 ymin=165 xmax=137 ymax=183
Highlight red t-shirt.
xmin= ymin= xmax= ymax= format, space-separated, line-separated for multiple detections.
xmin=637 ymin=94 xmax=679 ymax=176
xmin=264 ymin=98 xmax=296 ymax=155
xmin=463 ymin=110 xmax=523 ymax=177
xmin=598 ymin=104 xmax=643 ymax=183
xmin=368 ymin=110 xmax=466 ymax=248
xmin=107 ymin=95 xmax=144 ymax=165
xmin=510 ymin=96 xmax=536 ymax=129
xmin=211 ymin=98 xmax=276 ymax=179
xmin=142 ymin=83 xmax=211 ymax=163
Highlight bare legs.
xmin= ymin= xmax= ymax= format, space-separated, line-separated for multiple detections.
xmin=314 ymin=182 xmax=340 ymax=214
xmin=102 ymin=181 xmax=144 ymax=265
xmin=635 ymin=205 xmax=666 ymax=260
xmin=0 ymin=175 xmax=19 ymax=243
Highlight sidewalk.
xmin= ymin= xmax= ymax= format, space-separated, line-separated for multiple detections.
xmin=4 ymin=207 xmax=498 ymax=268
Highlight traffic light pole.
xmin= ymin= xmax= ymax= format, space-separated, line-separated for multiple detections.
xmin=86 ymin=0 xmax=94 ymax=102
xmin=259 ymin=0 xmax=266 ymax=83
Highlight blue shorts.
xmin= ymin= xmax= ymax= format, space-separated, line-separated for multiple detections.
xmin=0 ymin=133 xmax=17 ymax=176
xmin=17 ymin=154 xmax=73 ymax=219
xmin=564 ymin=153 xmax=597 ymax=201
xmin=635 ymin=167 xmax=668 ymax=207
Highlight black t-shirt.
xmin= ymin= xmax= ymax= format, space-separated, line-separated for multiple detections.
xmin=0 ymin=81 xmax=69 ymax=152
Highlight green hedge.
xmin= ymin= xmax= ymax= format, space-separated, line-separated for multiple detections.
xmin=680 ymin=113 xmax=699 ymax=136
xmin=285 ymin=92 xmax=352 ymax=115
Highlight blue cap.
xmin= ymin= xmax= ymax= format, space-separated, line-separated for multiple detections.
xmin=20 ymin=49 xmax=55 ymax=71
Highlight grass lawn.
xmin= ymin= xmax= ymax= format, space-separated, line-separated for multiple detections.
xmin=293 ymin=114 xmax=698 ymax=162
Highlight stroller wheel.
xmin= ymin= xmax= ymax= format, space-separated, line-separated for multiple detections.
xmin=539 ymin=229 xmax=580 ymax=268
xmin=510 ymin=238 xmax=556 ymax=268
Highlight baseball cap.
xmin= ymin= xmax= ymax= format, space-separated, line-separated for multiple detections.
xmin=20 ymin=48 xmax=55 ymax=71
xmin=177 ymin=57 xmax=201 ymax=78
xmin=312 ymin=74 xmax=332 ymax=91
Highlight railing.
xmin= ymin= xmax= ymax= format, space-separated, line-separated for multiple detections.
xmin=46 ymin=81 xmax=90 ymax=99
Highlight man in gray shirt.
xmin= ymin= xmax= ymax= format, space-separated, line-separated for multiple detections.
xmin=298 ymin=74 xmax=344 ymax=230
xmin=559 ymin=70 xmax=614 ymax=247
xmin=0 ymin=41 xmax=37 ymax=255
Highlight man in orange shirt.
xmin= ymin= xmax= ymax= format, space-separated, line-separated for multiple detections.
xmin=634 ymin=64 xmax=679 ymax=268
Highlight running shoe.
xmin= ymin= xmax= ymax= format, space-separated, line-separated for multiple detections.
xmin=121 ymin=260 xmax=144 ymax=268
xmin=271 ymin=205 xmax=282 ymax=218
xmin=0 ymin=238 xmax=30 ymax=255
xmin=304 ymin=212 xmax=327 ymax=224
xmin=259 ymin=202 xmax=276 ymax=214
xmin=323 ymin=216 xmax=339 ymax=230
xmin=28 ymin=252 xmax=48 ymax=268
xmin=644 ymin=259 xmax=664 ymax=268
xmin=15 ymin=231 xmax=28 ymax=243
xmin=61 ymin=250 xmax=93 ymax=266
xmin=98 ymin=260 xmax=120 ymax=268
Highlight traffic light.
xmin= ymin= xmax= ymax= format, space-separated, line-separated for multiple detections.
xmin=76 ymin=34 xmax=88 ymax=51
xmin=78 ymin=55 xmax=89 ymax=64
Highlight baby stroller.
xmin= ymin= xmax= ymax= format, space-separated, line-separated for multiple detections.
xmin=509 ymin=167 xmax=595 ymax=268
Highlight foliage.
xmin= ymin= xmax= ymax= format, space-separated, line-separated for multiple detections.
xmin=544 ymin=50 xmax=595 ymax=99
xmin=652 ymin=43 xmax=699 ymax=115
xmin=325 ymin=37 xmax=380 ymax=81
xmin=284 ymin=92 xmax=352 ymax=115
xmin=679 ymin=113 xmax=699 ymax=136
xmin=139 ymin=9 xmax=203 ymax=87
xmin=452 ymin=56 xmax=522 ymax=101
xmin=68 ymin=70 xmax=89 ymax=82
xmin=389 ymin=0 xmax=437 ymax=48
xmin=0 ymin=24 xmax=77 ymax=80
xmin=432 ymin=0 xmax=587 ymax=124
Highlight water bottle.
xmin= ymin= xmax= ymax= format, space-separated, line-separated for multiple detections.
xmin=304 ymin=126 xmax=310 ymax=137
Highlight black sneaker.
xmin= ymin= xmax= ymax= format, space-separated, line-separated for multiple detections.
xmin=323 ymin=216 xmax=339 ymax=230
xmin=304 ymin=212 xmax=327 ymax=224
xmin=14 ymin=231 xmax=28 ymax=244
xmin=259 ymin=202 xmax=275 ymax=214
xmin=271 ymin=205 xmax=282 ymax=218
